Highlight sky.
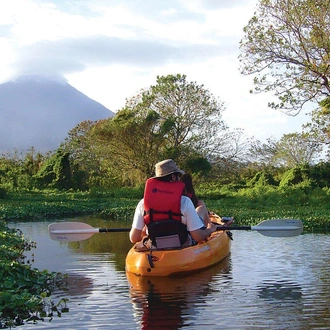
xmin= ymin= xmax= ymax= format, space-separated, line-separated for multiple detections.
xmin=0 ymin=0 xmax=312 ymax=142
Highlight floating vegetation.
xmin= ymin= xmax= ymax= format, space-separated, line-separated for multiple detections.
xmin=0 ymin=222 xmax=69 ymax=328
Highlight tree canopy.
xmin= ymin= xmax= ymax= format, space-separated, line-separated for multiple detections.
xmin=249 ymin=132 xmax=322 ymax=166
xmin=239 ymin=0 xmax=330 ymax=115
xmin=62 ymin=74 xmax=229 ymax=185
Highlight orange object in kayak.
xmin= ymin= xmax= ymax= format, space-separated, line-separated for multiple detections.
xmin=125 ymin=213 xmax=231 ymax=277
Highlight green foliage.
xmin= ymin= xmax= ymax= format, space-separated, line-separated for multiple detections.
xmin=89 ymin=185 xmax=144 ymax=200
xmin=248 ymin=170 xmax=277 ymax=187
xmin=309 ymin=161 xmax=330 ymax=187
xmin=60 ymin=73 xmax=227 ymax=186
xmin=184 ymin=156 xmax=212 ymax=175
xmin=279 ymin=165 xmax=311 ymax=187
xmin=205 ymin=186 xmax=330 ymax=232
xmin=0 ymin=190 xmax=139 ymax=221
xmin=0 ymin=148 xmax=46 ymax=191
xmin=0 ymin=187 xmax=7 ymax=199
xmin=2 ymin=183 xmax=330 ymax=240
xmin=240 ymin=0 xmax=330 ymax=114
xmin=0 ymin=221 xmax=67 ymax=327
xmin=34 ymin=150 xmax=72 ymax=190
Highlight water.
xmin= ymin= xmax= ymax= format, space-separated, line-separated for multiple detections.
xmin=8 ymin=218 xmax=330 ymax=329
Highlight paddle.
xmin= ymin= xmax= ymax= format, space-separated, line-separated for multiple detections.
xmin=48 ymin=218 xmax=303 ymax=242
xmin=217 ymin=219 xmax=303 ymax=237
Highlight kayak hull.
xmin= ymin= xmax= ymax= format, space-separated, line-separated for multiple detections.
xmin=125 ymin=214 xmax=231 ymax=277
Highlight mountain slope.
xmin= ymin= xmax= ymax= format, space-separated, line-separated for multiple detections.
xmin=0 ymin=76 xmax=114 ymax=152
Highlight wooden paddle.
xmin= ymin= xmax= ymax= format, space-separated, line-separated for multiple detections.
xmin=48 ymin=218 xmax=303 ymax=242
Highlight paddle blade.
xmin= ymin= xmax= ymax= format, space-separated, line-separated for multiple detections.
xmin=48 ymin=222 xmax=98 ymax=241
xmin=252 ymin=219 xmax=303 ymax=237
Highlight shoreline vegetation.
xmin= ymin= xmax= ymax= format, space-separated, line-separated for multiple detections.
xmin=1 ymin=186 xmax=329 ymax=327
xmin=1 ymin=186 xmax=330 ymax=232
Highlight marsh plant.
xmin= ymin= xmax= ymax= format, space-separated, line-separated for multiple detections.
xmin=0 ymin=222 xmax=68 ymax=328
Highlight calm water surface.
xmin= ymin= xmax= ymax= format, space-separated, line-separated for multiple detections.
xmin=9 ymin=217 xmax=330 ymax=329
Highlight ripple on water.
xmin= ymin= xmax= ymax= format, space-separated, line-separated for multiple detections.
xmin=8 ymin=221 xmax=330 ymax=329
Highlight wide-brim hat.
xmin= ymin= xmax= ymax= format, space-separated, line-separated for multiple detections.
xmin=153 ymin=159 xmax=184 ymax=178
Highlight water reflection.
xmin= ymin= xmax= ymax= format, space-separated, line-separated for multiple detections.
xmin=127 ymin=257 xmax=232 ymax=329
xmin=256 ymin=280 xmax=302 ymax=301
xmin=7 ymin=219 xmax=330 ymax=329
xmin=67 ymin=231 xmax=132 ymax=271
xmin=59 ymin=273 xmax=94 ymax=297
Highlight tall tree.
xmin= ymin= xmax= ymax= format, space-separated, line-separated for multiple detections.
xmin=92 ymin=74 xmax=228 ymax=184
xmin=249 ymin=133 xmax=322 ymax=167
xmin=60 ymin=120 xmax=105 ymax=188
xmin=61 ymin=120 xmax=100 ymax=173
xmin=93 ymin=107 xmax=168 ymax=183
xmin=303 ymin=97 xmax=330 ymax=159
xmin=239 ymin=0 xmax=330 ymax=115
xmin=138 ymin=74 xmax=227 ymax=162
xmin=276 ymin=132 xmax=322 ymax=166
xmin=249 ymin=137 xmax=279 ymax=166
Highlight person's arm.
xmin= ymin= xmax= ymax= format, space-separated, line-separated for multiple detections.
xmin=129 ymin=227 xmax=143 ymax=243
xmin=196 ymin=200 xmax=211 ymax=227
xmin=129 ymin=199 xmax=146 ymax=243
xmin=189 ymin=223 xmax=216 ymax=242
xmin=182 ymin=197 xmax=217 ymax=243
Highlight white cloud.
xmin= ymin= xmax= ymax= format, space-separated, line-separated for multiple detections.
xmin=0 ymin=0 xmax=310 ymax=142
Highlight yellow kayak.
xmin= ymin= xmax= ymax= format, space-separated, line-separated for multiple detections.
xmin=125 ymin=213 xmax=231 ymax=276
xmin=49 ymin=215 xmax=302 ymax=277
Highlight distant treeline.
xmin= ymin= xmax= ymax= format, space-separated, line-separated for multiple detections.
xmin=1 ymin=74 xmax=330 ymax=195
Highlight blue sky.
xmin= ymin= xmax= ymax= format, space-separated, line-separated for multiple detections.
xmin=0 ymin=0 xmax=311 ymax=141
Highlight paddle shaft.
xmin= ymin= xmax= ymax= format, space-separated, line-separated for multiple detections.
xmin=49 ymin=218 xmax=303 ymax=242
xmin=51 ymin=226 xmax=233 ymax=234
xmin=50 ymin=226 xmax=261 ymax=235
xmin=99 ymin=228 xmax=130 ymax=233
xmin=217 ymin=226 xmax=251 ymax=231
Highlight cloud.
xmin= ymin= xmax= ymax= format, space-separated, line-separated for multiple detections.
xmin=13 ymin=31 xmax=236 ymax=77
xmin=1 ymin=0 xmax=246 ymax=79
xmin=0 ymin=0 xmax=310 ymax=142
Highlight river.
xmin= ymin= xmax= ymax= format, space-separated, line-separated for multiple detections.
xmin=8 ymin=217 xmax=330 ymax=329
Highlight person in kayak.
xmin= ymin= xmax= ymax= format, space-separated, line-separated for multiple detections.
xmin=180 ymin=173 xmax=234 ymax=228
xmin=180 ymin=173 xmax=211 ymax=228
xmin=129 ymin=159 xmax=217 ymax=247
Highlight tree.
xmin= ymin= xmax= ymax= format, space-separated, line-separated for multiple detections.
xmin=138 ymin=74 xmax=227 ymax=162
xmin=249 ymin=133 xmax=322 ymax=167
xmin=35 ymin=150 xmax=72 ymax=189
xmin=303 ymin=97 xmax=330 ymax=158
xmin=92 ymin=74 xmax=228 ymax=184
xmin=276 ymin=132 xmax=322 ymax=166
xmin=249 ymin=137 xmax=279 ymax=166
xmin=61 ymin=120 xmax=105 ymax=189
xmin=61 ymin=120 xmax=101 ymax=172
xmin=239 ymin=0 xmax=330 ymax=115
xmin=93 ymin=107 xmax=168 ymax=183
xmin=0 ymin=148 xmax=46 ymax=190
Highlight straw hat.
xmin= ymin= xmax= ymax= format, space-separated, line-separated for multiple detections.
xmin=153 ymin=159 xmax=184 ymax=178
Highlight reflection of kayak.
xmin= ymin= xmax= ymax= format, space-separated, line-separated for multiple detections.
xmin=127 ymin=256 xmax=231 ymax=329
xmin=126 ymin=255 xmax=231 ymax=293
xmin=125 ymin=213 xmax=231 ymax=276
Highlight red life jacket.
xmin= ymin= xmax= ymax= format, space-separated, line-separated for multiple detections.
xmin=143 ymin=178 xmax=185 ymax=224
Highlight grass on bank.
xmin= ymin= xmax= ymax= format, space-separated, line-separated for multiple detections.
xmin=1 ymin=184 xmax=330 ymax=232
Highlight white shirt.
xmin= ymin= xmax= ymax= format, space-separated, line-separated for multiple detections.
xmin=132 ymin=196 xmax=204 ymax=231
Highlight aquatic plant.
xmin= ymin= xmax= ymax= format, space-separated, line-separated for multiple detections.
xmin=0 ymin=221 xmax=68 ymax=328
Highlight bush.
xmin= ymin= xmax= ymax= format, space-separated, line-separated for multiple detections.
xmin=0 ymin=187 xmax=7 ymax=199
xmin=279 ymin=165 xmax=310 ymax=187
xmin=248 ymin=171 xmax=277 ymax=187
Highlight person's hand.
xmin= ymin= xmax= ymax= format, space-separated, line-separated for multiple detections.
xmin=209 ymin=223 xmax=217 ymax=233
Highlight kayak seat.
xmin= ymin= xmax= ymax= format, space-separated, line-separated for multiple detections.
xmin=147 ymin=220 xmax=188 ymax=249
